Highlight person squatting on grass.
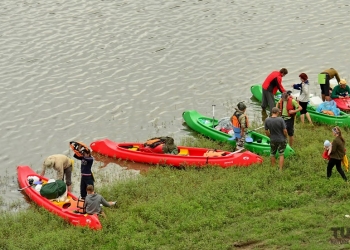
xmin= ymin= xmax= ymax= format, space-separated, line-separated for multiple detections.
xmin=84 ymin=185 xmax=116 ymax=218
xmin=73 ymin=148 xmax=94 ymax=199
xmin=327 ymin=126 xmax=347 ymax=182
xmin=276 ymin=92 xmax=302 ymax=147
xmin=292 ymin=73 xmax=313 ymax=125
xmin=41 ymin=154 xmax=74 ymax=192
xmin=264 ymin=107 xmax=288 ymax=171
xmin=231 ymin=102 xmax=249 ymax=149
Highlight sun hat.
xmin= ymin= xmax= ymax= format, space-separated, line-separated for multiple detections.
xmin=43 ymin=157 xmax=55 ymax=168
xmin=324 ymin=140 xmax=331 ymax=147
xmin=339 ymin=79 xmax=347 ymax=85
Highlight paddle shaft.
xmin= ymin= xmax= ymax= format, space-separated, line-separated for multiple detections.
xmin=212 ymin=105 xmax=216 ymax=128
xmin=248 ymin=125 xmax=265 ymax=132
xmin=18 ymin=184 xmax=32 ymax=191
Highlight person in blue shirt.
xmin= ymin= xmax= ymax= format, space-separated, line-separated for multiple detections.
xmin=73 ymin=149 xmax=94 ymax=199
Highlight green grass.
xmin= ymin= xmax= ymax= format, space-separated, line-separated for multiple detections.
xmin=2 ymin=123 xmax=350 ymax=249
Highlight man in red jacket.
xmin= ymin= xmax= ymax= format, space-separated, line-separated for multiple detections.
xmin=261 ymin=68 xmax=288 ymax=113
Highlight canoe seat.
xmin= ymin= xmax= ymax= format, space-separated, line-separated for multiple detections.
xmin=178 ymin=148 xmax=189 ymax=156
xmin=129 ymin=146 xmax=139 ymax=151
xmin=74 ymin=197 xmax=86 ymax=214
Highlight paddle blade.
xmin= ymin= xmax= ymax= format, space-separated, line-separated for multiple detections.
xmin=245 ymin=137 xmax=253 ymax=143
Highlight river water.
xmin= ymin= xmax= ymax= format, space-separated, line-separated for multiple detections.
xmin=1 ymin=0 xmax=349 ymax=205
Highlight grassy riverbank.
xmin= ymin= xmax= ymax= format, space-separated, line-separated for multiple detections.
xmin=2 ymin=123 xmax=350 ymax=249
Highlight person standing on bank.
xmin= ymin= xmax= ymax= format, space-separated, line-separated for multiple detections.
xmin=277 ymin=92 xmax=302 ymax=147
xmin=73 ymin=149 xmax=94 ymax=199
xmin=41 ymin=154 xmax=74 ymax=192
xmin=318 ymin=68 xmax=341 ymax=101
xmin=231 ymin=102 xmax=249 ymax=149
xmin=292 ymin=73 xmax=313 ymax=125
xmin=327 ymin=126 xmax=347 ymax=182
xmin=264 ymin=107 xmax=288 ymax=171
xmin=261 ymin=68 xmax=288 ymax=113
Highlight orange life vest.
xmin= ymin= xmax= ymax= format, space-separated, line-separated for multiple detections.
xmin=231 ymin=112 xmax=249 ymax=128
xmin=278 ymin=97 xmax=295 ymax=117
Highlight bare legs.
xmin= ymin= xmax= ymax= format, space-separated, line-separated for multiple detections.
xmin=271 ymin=155 xmax=284 ymax=171
xmin=300 ymin=113 xmax=313 ymax=125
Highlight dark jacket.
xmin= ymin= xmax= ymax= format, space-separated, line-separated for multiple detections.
xmin=330 ymin=136 xmax=345 ymax=160
xmin=74 ymin=154 xmax=94 ymax=174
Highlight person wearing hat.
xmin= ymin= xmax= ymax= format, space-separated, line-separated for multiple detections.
xmin=292 ymin=73 xmax=313 ymax=125
xmin=264 ymin=107 xmax=288 ymax=171
xmin=276 ymin=91 xmax=302 ymax=147
xmin=318 ymin=68 xmax=341 ymax=101
xmin=331 ymin=79 xmax=350 ymax=99
xmin=40 ymin=154 xmax=74 ymax=192
xmin=261 ymin=68 xmax=288 ymax=113
xmin=72 ymin=147 xmax=94 ymax=199
xmin=231 ymin=102 xmax=249 ymax=149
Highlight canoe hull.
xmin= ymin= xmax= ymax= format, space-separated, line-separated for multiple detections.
xmin=90 ymin=139 xmax=263 ymax=168
xmin=334 ymin=98 xmax=350 ymax=111
xmin=250 ymin=84 xmax=350 ymax=127
xmin=182 ymin=110 xmax=294 ymax=158
xmin=17 ymin=166 xmax=102 ymax=230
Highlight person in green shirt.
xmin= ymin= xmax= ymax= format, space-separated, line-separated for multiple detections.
xmin=276 ymin=92 xmax=302 ymax=147
xmin=331 ymin=79 xmax=350 ymax=99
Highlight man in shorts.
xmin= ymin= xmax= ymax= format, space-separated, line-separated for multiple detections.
xmin=318 ymin=68 xmax=341 ymax=101
xmin=277 ymin=92 xmax=302 ymax=147
xmin=265 ymin=107 xmax=288 ymax=171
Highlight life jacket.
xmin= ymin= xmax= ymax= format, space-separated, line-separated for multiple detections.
xmin=278 ymin=97 xmax=295 ymax=117
xmin=203 ymin=149 xmax=225 ymax=157
xmin=231 ymin=112 xmax=249 ymax=139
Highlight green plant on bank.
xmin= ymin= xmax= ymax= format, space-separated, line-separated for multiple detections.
xmin=2 ymin=123 xmax=350 ymax=249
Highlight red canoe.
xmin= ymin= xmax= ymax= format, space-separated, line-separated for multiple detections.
xmin=17 ymin=165 xmax=102 ymax=230
xmin=90 ymin=139 xmax=263 ymax=168
xmin=334 ymin=97 xmax=350 ymax=111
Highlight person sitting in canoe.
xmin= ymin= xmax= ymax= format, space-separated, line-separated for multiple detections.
xmin=331 ymin=79 xmax=350 ymax=99
xmin=230 ymin=102 xmax=249 ymax=149
xmin=84 ymin=185 xmax=116 ymax=218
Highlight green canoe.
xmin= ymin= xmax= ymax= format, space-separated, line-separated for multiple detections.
xmin=182 ymin=110 xmax=295 ymax=158
xmin=250 ymin=84 xmax=350 ymax=127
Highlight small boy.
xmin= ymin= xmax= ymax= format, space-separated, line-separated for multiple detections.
xmin=84 ymin=185 xmax=116 ymax=218
xmin=230 ymin=102 xmax=249 ymax=149
xmin=322 ymin=140 xmax=332 ymax=160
